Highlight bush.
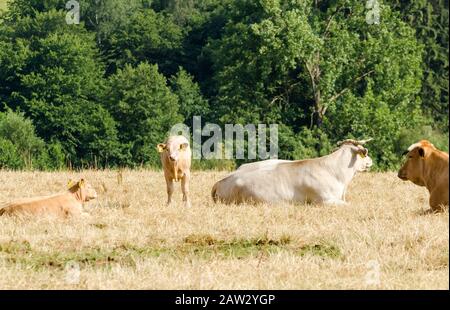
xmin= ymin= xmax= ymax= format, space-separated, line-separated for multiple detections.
xmin=0 ymin=109 xmax=45 ymax=169
xmin=0 ymin=137 xmax=23 ymax=169
xmin=277 ymin=125 xmax=333 ymax=160
xmin=396 ymin=126 xmax=449 ymax=154
xmin=191 ymin=158 xmax=236 ymax=171
xmin=33 ymin=142 xmax=66 ymax=171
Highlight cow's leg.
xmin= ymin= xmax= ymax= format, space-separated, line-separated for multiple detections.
xmin=181 ymin=172 xmax=191 ymax=208
xmin=323 ymin=198 xmax=347 ymax=206
xmin=342 ymin=186 xmax=348 ymax=202
xmin=165 ymin=177 xmax=175 ymax=206
xmin=429 ymin=190 xmax=448 ymax=212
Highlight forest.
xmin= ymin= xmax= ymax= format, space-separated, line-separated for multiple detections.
xmin=0 ymin=0 xmax=448 ymax=170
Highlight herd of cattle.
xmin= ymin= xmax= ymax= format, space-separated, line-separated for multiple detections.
xmin=0 ymin=137 xmax=448 ymax=217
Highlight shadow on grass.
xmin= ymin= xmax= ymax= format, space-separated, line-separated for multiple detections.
xmin=0 ymin=235 xmax=342 ymax=271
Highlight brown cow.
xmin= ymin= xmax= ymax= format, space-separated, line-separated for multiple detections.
xmin=157 ymin=135 xmax=192 ymax=207
xmin=0 ymin=179 xmax=97 ymax=218
xmin=398 ymin=140 xmax=449 ymax=212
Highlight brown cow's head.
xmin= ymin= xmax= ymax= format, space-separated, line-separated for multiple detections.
xmin=157 ymin=140 xmax=189 ymax=162
xmin=68 ymin=179 xmax=98 ymax=202
xmin=398 ymin=140 xmax=435 ymax=186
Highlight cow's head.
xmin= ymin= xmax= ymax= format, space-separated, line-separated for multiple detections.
xmin=157 ymin=140 xmax=189 ymax=162
xmin=337 ymin=139 xmax=373 ymax=172
xmin=398 ymin=140 xmax=435 ymax=186
xmin=68 ymin=179 xmax=98 ymax=202
xmin=353 ymin=145 xmax=373 ymax=172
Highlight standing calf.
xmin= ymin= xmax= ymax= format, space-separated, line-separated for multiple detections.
xmin=157 ymin=135 xmax=192 ymax=207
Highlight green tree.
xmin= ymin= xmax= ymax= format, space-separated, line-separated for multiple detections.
xmin=0 ymin=138 xmax=23 ymax=169
xmin=79 ymin=0 xmax=146 ymax=46
xmin=170 ymin=68 xmax=209 ymax=127
xmin=0 ymin=109 xmax=45 ymax=168
xmin=0 ymin=109 xmax=48 ymax=169
xmin=99 ymin=6 xmax=183 ymax=76
xmin=207 ymin=0 xmax=425 ymax=168
xmin=391 ymin=0 xmax=449 ymax=130
xmin=0 ymin=10 xmax=121 ymax=167
xmin=6 ymin=0 xmax=65 ymax=19
xmin=106 ymin=62 xmax=182 ymax=166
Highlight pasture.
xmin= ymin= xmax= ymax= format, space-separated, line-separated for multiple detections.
xmin=0 ymin=169 xmax=448 ymax=289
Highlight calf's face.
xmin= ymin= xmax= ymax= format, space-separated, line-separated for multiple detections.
xmin=157 ymin=141 xmax=189 ymax=162
xmin=69 ymin=179 xmax=98 ymax=202
xmin=82 ymin=181 xmax=98 ymax=201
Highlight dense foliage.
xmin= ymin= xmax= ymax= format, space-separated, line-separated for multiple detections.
xmin=0 ymin=0 xmax=448 ymax=170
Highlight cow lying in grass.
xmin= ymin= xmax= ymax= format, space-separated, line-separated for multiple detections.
xmin=0 ymin=179 xmax=97 ymax=218
xmin=398 ymin=140 xmax=449 ymax=212
xmin=212 ymin=139 xmax=373 ymax=205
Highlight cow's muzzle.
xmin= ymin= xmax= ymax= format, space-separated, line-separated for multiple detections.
xmin=397 ymin=172 xmax=408 ymax=180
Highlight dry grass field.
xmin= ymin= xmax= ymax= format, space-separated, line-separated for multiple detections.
xmin=0 ymin=169 xmax=448 ymax=290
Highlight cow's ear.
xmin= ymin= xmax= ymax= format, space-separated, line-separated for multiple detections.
xmin=357 ymin=148 xmax=368 ymax=158
xmin=418 ymin=147 xmax=425 ymax=158
xmin=67 ymin=179 xmax=75 ymax=189
xmin=180 ymin=143 xmax=189 ymax=150
xmin=157 ymin=144 xmax=166 ymax=153
xmin=78 ymin=179 xmax=85 ymax=188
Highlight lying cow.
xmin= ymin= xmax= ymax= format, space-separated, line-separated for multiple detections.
xmin=0 ymin=179 xmax=97 ymax=218
xmin=157 ymin=135 xmax=192 ymax=207
xmin=398 ymin=140 xmax=449 ymax=212
xmin=211 ymin=139 xmax=373 ymax=205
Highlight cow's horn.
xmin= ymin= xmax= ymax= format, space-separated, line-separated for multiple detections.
xmin=337 ymin=139 xmax=358 ymax=146
xmin=337 ymin=138 xmax=373 ymax=147
xmin=357 ymin=138 xmax=373 ymax=145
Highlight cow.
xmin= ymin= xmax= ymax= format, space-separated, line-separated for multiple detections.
xmin=398 ymin=140 xmax=449 ymax=212
xmin=211 ymin=139 xmax=373 ymax=205
xmin=157 ymin=135 xmax=192 ymax=207
xmin=0 ymin=179 xmax=97 ymax=218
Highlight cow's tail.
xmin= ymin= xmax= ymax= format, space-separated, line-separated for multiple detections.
xmin=211 ymin=182 xmax=219 ymax=203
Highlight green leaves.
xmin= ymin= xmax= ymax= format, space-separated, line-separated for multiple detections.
xmin=207 ymin=0 xmax=429 ymax=168
xmin=0 ymin=0 xmax=447 ymax=170
xmin=106 ymin=63 xmax=182 ymax=166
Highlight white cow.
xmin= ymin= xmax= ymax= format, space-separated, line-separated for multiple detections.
xmin=211 ymin=139 xmax=373 ymax=205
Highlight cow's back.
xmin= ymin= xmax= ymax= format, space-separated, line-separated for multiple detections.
xmin=0 ymin=193 xmax=81 ymax=217
xmin=213 ymin=161 xmax=307 ymax=204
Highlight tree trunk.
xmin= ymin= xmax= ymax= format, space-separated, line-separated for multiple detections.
xmin=307 ymin=56 xmax=324 ymax=129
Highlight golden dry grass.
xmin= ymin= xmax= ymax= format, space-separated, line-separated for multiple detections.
xmin=0 ymin=169 xmax=448 ymax=289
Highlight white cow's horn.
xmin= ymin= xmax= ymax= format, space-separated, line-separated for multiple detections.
xmin=337 ymin=138 xmax=373 ymax=147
